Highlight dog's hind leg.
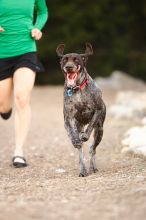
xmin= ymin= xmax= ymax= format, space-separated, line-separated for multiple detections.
xmin=89 ymin=124 xmax=103 ymax=174
xmin=79 ymin=147 xmax=88 ymax=177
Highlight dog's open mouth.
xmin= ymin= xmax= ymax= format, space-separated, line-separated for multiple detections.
xmin=66 ymin=65 xmax=80 ymax=87
xmin=66 ymin=72 xmax=78 ymax=86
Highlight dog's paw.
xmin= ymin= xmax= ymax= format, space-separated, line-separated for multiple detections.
xmin=72 ymin=139 xmax=82 ymax=149
xmin=79 ymin=172 xmax=88 ymax=177
xmin=79 ymin=168 xmax=88 ymax=177
xmin=89 ymin=167 xmax=98 ymax=175
xmin=80 ymin=132 xmax=89 ymax=142
xmin=74 ymin=144 xmax=82 ymax=149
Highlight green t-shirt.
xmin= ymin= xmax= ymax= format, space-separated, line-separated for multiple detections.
xmin=0 ymin=0 xmax=48 ymax=58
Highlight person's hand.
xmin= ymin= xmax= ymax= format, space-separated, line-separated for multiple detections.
xmin=31 ymin=28 xmax=42 ymax=40
xmin=0 ymin=26 xmax=5 ymax=32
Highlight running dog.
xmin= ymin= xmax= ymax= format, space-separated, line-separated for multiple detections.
xmin=56 ymin=43 xmax=106 ymax=177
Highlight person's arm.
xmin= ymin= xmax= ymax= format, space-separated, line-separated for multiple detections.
xmin=33 ymin=0 xmax=48 ymax=30
xmin=32 ymin=0 xmax=48 ymax=40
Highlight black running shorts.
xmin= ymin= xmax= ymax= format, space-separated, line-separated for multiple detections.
xmin=0 ymin=52 xmax=45 ymax=81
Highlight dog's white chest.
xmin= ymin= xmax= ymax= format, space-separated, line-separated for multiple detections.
xmin=75 ymin=93 xmax=82 ymax=102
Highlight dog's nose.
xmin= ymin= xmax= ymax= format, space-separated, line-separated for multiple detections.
xmin=65 ymin=66 xmax=73 ymax=71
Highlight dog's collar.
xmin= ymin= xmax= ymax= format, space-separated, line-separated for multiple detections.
xmin=66 ymin=73 xmax=89 ymax=96
xmin=79 ymin=74 xmax=89 ymax=90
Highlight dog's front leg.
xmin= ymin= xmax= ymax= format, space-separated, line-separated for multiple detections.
xmin=65 ymin=118 xmax=82 ymax=149
xmin=80 ymin=110 xmax=102 ymax=142
xmin=79 ymin=148 xmax=88 ymax=177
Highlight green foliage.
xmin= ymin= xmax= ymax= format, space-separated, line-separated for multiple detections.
xmin=36 ymin=0 xmax=146 ymax=84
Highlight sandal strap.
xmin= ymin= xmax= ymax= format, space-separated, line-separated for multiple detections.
xmin=12 ymin=156 xmax=26 ymax=163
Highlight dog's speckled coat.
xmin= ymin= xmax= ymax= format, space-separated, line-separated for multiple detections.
xmin=56 ymin=43 xmax=106 ymax=176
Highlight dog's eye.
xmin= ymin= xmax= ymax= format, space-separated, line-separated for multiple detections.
xmin=74 ymin=58 xmax=79 ymax=62
xmin=63 ymin=58 xmax=68 ymax=63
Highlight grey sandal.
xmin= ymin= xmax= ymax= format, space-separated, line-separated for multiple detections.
xmin=12 ymin=156 xmax=27 ymax=168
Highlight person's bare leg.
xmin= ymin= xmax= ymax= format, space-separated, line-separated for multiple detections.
xmin=13 ymin=68 xmax=35 ymax=164
xmin=0 ymin=78 xmax=13 ymax=114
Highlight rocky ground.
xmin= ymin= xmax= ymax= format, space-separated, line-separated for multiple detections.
xmin=0 ymin=86 xmax=146 ymax=220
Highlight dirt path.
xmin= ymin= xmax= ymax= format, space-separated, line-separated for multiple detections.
xmin=0 ymin=86 xmax=146 ymax=220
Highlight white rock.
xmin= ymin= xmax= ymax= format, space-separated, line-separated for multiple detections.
xmin=109 ymin=91 xmax=146 ymax=119
xmin=55 ymin=168 xmax=66 ymax=173
xmin=96 ymin=71 xmax=146 ymax=91
xmin=122 ymin=126 xmax=146 ymax=156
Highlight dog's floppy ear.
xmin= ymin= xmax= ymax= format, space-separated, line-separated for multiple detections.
xmin=80 ymin=42 xmax=93 ymax=64
xmin=85 ymin=42 xmax=93 ymax=56
xmin=56 ymin=44 xmax=65 ymax=57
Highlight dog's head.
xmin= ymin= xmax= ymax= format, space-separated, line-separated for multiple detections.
xmin=56 ymin=43 xmax=93 ymax=87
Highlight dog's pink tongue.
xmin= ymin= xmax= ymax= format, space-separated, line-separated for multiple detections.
xmin=67 ymin=73 xmax=76 ymax=86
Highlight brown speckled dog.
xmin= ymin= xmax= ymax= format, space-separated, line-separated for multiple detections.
xmin=56 ymin=43 xmax=106 ymax=177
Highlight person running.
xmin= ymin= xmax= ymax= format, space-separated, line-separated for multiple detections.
xmin=0 ymin=0 xmax=48 ymax=168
